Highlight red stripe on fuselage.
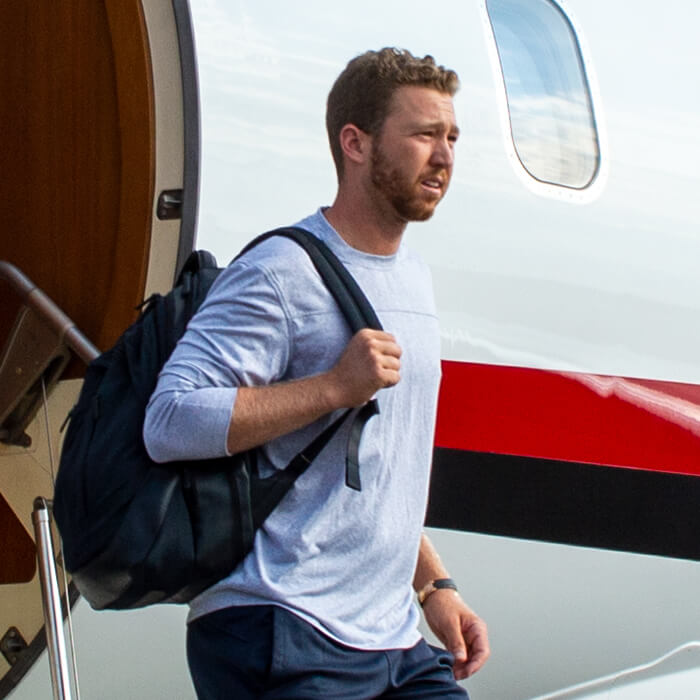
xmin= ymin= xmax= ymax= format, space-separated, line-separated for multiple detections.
xmin=435 ymin=361 xmax=700 ymax=477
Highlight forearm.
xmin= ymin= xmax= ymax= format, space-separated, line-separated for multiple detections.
xmin=226 ymin=372 xmax=342 ymax=454
xmin=415 ymin=532 xmax=491 ymax=678
xmin=227 ymin=328 xmax=402 ymax=454
xmin=413 ymin=532 xmax=451 ymax=591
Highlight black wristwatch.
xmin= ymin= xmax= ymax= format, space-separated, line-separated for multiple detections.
xmin=417 ymin=578 xmax=458 ymax=607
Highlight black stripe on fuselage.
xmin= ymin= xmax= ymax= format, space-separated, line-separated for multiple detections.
xmin=426 ymin=447 xmax=700 ymax=561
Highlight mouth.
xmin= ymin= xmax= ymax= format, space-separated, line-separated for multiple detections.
xmin=420 ymin=173 xmax=447 ymax=197
xmin=420 ymin=177 xmax=444 ymax=196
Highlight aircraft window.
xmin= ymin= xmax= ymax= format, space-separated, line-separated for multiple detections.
xmin=485 ymin=0 xmax=600 ymax=189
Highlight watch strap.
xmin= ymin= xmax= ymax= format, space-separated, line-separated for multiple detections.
xmin=417 ymin=578 xmax=458 ymax=607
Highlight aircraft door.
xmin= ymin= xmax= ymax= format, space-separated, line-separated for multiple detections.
xmin=0 ymin=1 xmax=199 ymax=695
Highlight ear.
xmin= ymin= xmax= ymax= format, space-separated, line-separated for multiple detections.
xmin=339 ymin=124 xmax=371 ymax=167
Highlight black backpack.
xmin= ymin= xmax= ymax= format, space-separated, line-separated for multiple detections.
xmin=53 ymin=227 xmax=381 ymax=610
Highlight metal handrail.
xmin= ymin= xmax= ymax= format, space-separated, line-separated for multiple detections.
xmin=0 ymin=261 xmax=98 ymax=699
xmin=0 ymin=261 xmax=99 ymax=365
xmin=32 ymin=498 xmax=73 ymax=700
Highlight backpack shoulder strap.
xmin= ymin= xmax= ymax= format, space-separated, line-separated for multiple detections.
xmin=235 ymin=226 xmax=382 ymax=334
xmin=235 ymin=226 xmax=383 ymax=491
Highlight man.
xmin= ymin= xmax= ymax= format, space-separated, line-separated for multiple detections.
xmin=144 ymin=47 xmax=489 ymax=698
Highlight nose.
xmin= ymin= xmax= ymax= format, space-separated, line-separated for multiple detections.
xmin=430 ymin=136 xmax=454 ymax=170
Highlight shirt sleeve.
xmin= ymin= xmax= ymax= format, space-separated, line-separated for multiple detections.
xmin=143 ymin=258 xmax=292 ymax=462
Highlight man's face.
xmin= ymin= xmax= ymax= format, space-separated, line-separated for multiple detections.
xmin=369 ymin=86 xmax=459 ymax=222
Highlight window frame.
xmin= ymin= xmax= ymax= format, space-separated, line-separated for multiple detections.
xmin=481 ymin=0 xmax=607 ymax=202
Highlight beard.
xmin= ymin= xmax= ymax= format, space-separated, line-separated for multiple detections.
xmin=370 ymin=143 xmax=447 ymax=222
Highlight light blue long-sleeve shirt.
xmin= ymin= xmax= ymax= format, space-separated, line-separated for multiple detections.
xmin=143 ymin=209 xmax=441 ymax=650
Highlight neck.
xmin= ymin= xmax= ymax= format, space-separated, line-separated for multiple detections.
xmin=325 ymin=187 xmax=407 ymax=256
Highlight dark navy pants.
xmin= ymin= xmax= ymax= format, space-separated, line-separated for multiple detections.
xmin=187 ymin=605 xmax=469 ymax=699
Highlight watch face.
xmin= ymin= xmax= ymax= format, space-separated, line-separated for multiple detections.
xmin=418 ymin=581 xmax=436 ymax=606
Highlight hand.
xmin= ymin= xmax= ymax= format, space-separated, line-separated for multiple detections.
xmin=422 ymin=590 xmax=490 ymax=680
xmin=327 ymin=329 xmax=401 ymax=407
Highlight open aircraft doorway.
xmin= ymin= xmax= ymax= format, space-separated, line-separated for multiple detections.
xmin=0 ymin=0 xmax=197 ymax=696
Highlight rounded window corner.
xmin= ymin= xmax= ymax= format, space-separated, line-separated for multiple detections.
xmin=484 ymin=0 xmax=604 ymax=199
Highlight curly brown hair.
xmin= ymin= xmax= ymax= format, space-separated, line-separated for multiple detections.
xmin=326 ymin=48 xmax=459 ymax=179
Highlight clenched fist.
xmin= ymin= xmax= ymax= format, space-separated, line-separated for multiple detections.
xmin=327 ymin=329 xmax=402 ymax=408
